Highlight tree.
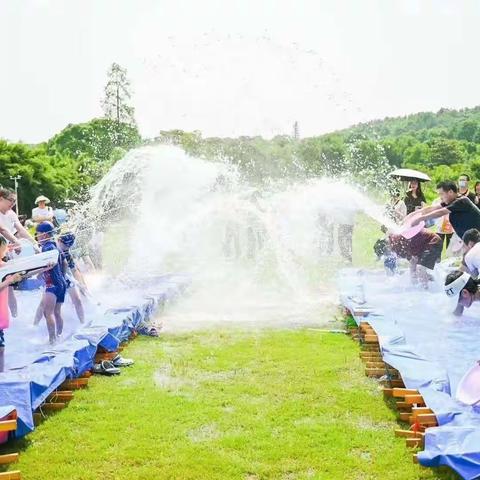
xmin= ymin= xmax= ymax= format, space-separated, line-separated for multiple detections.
xmin=102 ymin=63 xmax=136 ymax=126
xmin=428 ymin=138 xmax=465 ymax=166
xmin=47 ymin=118 xmax=140 ymax=186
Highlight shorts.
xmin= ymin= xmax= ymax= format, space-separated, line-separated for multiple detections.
xmin=418 ymin=242 xmax=443 ymax=270
xmin=46 ymin=285 xmax=66 ymax=304
xmin=0 ymin=329 xmax=4 ymax=348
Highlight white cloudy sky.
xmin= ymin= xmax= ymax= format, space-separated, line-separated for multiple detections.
xmin=1 ymin=0 xmax=479 ymax=143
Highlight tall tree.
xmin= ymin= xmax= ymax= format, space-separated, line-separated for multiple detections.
xmin=102 ymin=63 xmax=136 ymax=126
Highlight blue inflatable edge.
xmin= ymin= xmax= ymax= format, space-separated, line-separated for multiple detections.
xmin=339 ymin=270 xmax=480 ymax=480
xmin=0 ymin=274 xmax=190 ymax=438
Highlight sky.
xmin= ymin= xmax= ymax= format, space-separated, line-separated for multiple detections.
xmin=1 ymin=0 xmax=480 ymax=143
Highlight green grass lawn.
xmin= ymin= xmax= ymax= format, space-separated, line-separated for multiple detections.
xmin=5 ymin=330 xmax=457 ymax=480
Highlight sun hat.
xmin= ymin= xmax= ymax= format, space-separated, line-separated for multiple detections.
xmin=35 ymin=195 xmax=50 ymax=204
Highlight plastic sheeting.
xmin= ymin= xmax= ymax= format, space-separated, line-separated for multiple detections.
xmin=338 ymin=268 xmax=480 ymax=480
xmin=0 ymin=273 xmax=190 ymax=437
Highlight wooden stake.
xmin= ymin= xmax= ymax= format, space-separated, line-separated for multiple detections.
xmin=0 ymin=471 xmax=21 ymax=479
xmin=59 ymin=378 xmax=89 ymax=390
xmin=40 ymin=402 xmax=66 ymax=412
xmin=392 ymin=388 xmax=419 ymax=398
xmin=0 ymin=453 xmax=19 ymax=465
xmin=0 ymin=420 xmax=16 ymax=433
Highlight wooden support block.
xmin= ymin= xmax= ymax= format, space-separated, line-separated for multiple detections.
xmin=415 ymin=414 xmax=437 ymax=427
xmin=390 ymin=379 xmax=405 ymax=388
xmin=365 ymin=368 xmax=385 ymax=377
xmin=406 ymin=434 xmax=425 ymax=449
xmin=59 ymin=378 xmax=89 ymax=390
xmin=40 ymin=402 xmax=66 ymax=412
xmin=364 ymin=334 xmax=379 ymax=343
xmin=80 ymin=371 xmax=92 ymax=378
xmin=0 ymin=471 xmax=21 ymax=479
xmin=399 ymin=412 xmax=410 ymax=422
xmin=95 ymin=352 xmax=117 ymax=361
xmin=395 ymin=401 xmax=412 ymax=411
xmin=404 ymin=394 xmax=425 ymax=405
xmin=365 ymin=361 xmax=386 ymax=369
xmin=0 ymin=453 xmax=19 ymax=465
xmin=0 ymin=420 xmax=17 ymax=433
xmin=392 ymin=388 xmax=419 ymax=398
xmin=413 ymin=454 xmax=419 ymax=464
xmin=47 ymin=391 xmax=74 ymax=403
xmin=382 ymin=388 xmax=393 ymax=397
xmin=360 ymin=349 xmax=381 ymax=356
xmin=411 ymin=407 xmax=433 ymax=418
xmin=395 ymin=429 xmax=422 ymax=438
xmin=33 ymin=413 xmax=43 ymax=426
xmin=361 ymin=344 xmax=380 ymax=351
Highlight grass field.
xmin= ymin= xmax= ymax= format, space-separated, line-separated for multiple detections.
xmin=5 ymin=331 xmax=458 ymax=480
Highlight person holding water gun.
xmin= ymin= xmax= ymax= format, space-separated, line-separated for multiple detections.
xmin=34 ymin=222 xmax=67 ymax=344
xmin=57 ymin=232 xmax=86 ymax=323
xmin=0 ymin=235 xmax=24 ymax=371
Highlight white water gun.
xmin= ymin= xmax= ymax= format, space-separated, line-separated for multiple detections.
xmin=0 ymin=250 xmax=59 ymax=282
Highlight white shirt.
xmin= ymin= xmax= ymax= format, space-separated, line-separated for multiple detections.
xmin=0 ymin=210 xmax=18 ymax=235
xmin=32 ymin=206 xmax=53 ymax=222
xmin=464 ymin=243 xmax=480 ymax=277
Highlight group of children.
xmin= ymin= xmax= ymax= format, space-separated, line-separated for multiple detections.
xmin=0 ymin=221 xmax=87 ymax=350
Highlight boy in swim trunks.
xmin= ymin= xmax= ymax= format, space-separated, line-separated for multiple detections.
xmin=36 ymin=222 xmax=67 ymax=344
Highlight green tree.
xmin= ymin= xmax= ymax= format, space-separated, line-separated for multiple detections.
xmin=428 ymin=139 xmax=465 ymax=166
xmin=102 ymin=63 xmax=136 ymax=126
xmin=47 ymin=118 xmax=140 ymax=186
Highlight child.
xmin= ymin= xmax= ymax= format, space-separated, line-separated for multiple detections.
xmin=57 ymin=232 xmax=85 ymax=323
xmin=0 ymin=235 xmax=23 ymax=371
xmin=36 ymin=222 xmax=67 ymax=344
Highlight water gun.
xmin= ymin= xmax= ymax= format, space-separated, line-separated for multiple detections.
xmin=0 ymin=250 xmax=59 ymax=282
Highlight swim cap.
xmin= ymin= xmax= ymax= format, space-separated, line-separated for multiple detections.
xmin=445 ymin=272 xmax=471 ymax=297
xmin=59 ymin=232 xmax=75 ymax=247
xmin=36 ymin=221 xmax=55 ymax=234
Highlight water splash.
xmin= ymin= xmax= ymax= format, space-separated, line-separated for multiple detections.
xmin=73 ymin=145 xmax=394 ymax=331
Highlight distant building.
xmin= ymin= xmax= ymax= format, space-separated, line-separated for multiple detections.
xmin=293 ymin=121 xmax=300 ymax=140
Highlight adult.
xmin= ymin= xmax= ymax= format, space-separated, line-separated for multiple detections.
xmin=0 ymin=188 xmax=38 ymax=317
xmin=458 ymin=174 xmax=478 ymax=205
xmin=475 ymin=182 xmax=480 ymax=203
xmin=32 ymin=195 xmax=54 ymax=224
xmin=462 ymin=229 xmax=480 ymax=277
xmin=404 ymin=179 xmax=426 ymax=215
xmin=0 ymin=188 xmax=37 ymax=249
xmin=410 ymin=181 xmax=480 ymax=240
xmin=389 ymin=229 xmax=442 ymax=288
xmin=444 ymin=271 xmax=480 ymax=316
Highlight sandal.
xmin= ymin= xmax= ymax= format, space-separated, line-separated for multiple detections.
xmin=112 ymin=355 xmax=134 ymax=367
xmin=93 ymin=360 xmax=121 ymax=376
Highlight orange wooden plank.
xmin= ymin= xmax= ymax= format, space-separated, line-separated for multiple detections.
xmin=392 ymin=388 xmax=419 ymax=398
xmin=0 ymin=471 xmax=21 ymax=479
xmin=0 ymin=453 xmax=19 ymax=465
xmin=0 ymin=420 xmax=17 ymax=433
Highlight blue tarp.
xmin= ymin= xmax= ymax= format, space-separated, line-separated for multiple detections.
xmin=338 ymin=268 xmax=480 ymax=480
xmin=0 ymin=273 xmax=190 ymax=437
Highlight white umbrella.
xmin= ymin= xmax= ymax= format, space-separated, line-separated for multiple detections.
xmin=389 ymin=168 xmax=431 ymax=182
